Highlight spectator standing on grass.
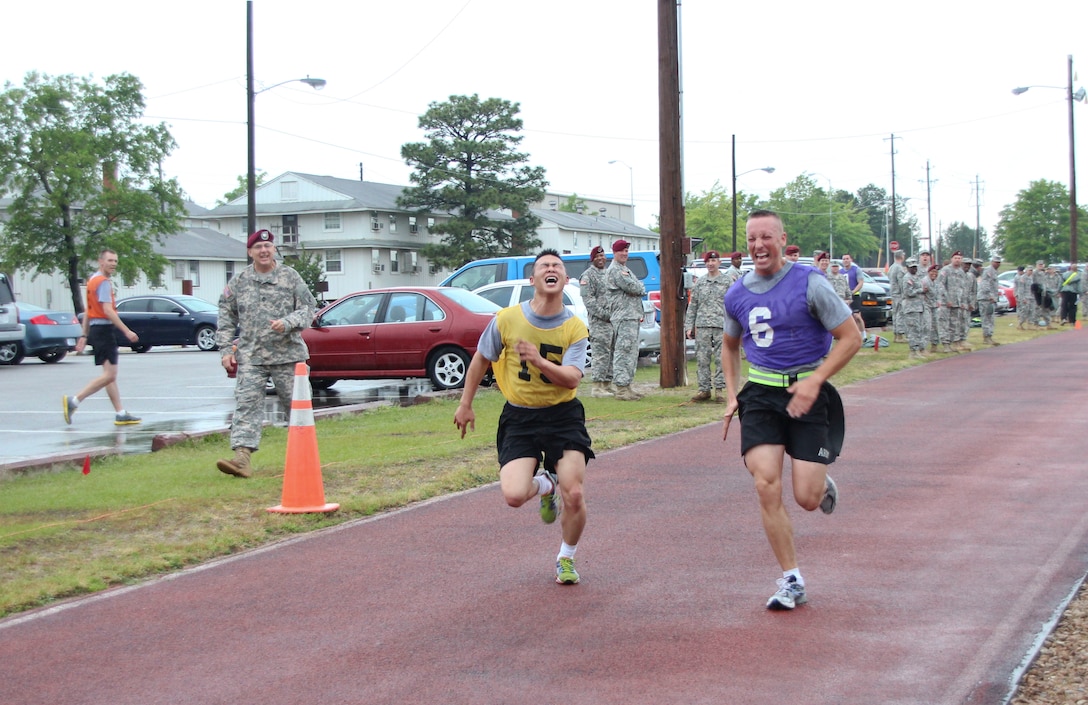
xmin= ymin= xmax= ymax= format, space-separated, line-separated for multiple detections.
xmin=923 ymin=264 xmax=940 ymax=352
xmin=936 ymin=251 xmax=969 ymax=353
xmin=685 ymin=250 xmax=730 ymax=403
xmin=455 ymin=249 xmax=592 ymax=586
xmin=62 ymin=249 xmax=142 ymax=427
xmin=900 ymin=258 xmax=927 ymax=358
xmin=784 ymin=244 xmax=801 ymax=263
xmin=978 ymin=254 xmax=1002 ymax=345
xmin=579 ymin=245 xmax=614 ymax=397
xmin=1059 ymin=264 xmax=1082 ymax=325
xmin=214 ymin=229 xmax=316 ymax=479
xmin=605 ymin=239 xmax=646 ymax=401
xmin=724 ymin=251 xmax=745 ymax=286
xmin=1043 ymin=265 xmax=1061 ymax=325
xmin=1016 ymin=266 xmax=1036 ymax=329
xmin=888 ymin=249 xmax=907 ymax=344
xmin=839 ymin=253 xmax=867 ymax=341
xmin=815 ymin=251 xmax=830 ymax=276
xmin=827 ymin=261 xmax=850 ymax=303
xmin=721 ymin=210 xmax=862 ymax=611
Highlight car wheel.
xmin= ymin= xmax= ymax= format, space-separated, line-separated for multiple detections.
xmin=131 ymin=344 xmax=153 ymax=353
xmin=38 ymin=349 xmax=67 ymax=364
xmin=428 ymin=346 xmax=470 ymax=390
xmin=0 ymin=342 xmax=25 ymax=365
xmin=310 ymin=379 xmax=337 ymax=391
xmin=195 ymin=325 xmax=218 ymax=351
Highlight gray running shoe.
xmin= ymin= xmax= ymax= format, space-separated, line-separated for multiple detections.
xmin=766 ymin=576 xmax=807 ymax=610
xmin=820 ymin=475 xmax=838 ymax=515
xmin=114 ymin=412 xmax=142 ymax=426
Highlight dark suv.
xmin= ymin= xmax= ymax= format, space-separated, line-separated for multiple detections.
xmin=0 ymin=273 xmax=26 ymax=349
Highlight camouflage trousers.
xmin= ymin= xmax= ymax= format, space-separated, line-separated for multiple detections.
xmin=892 ymin=298 xmax=906 ymax=335
xmin=901 ymin=310 xmax=926 ymax=351
xmin=694 ymin=327 xmax=724 ymax=392
xmin=229 ymin=361 xmax=298 ymax=451
xmin=588 ymin=317 xmax=613 ymax=383
xmin=610 ymin=319 xmax=640 ymax=387
xmin=926 ymin=308 xmax=939 ymax=345
xmin=1018 ymin=296 xmax=1035 ymax=326
xmin=937 ymin=306 xmax=955 ymax=345
xmin=955 ymin=307 xmax=969 ymax=341
xmin=978 ymin=301 xmax=995 ymax=337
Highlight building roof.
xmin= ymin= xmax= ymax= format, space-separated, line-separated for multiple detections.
xmin=532 ymin=209 xmax=656 ymax=237
xmin=156 ymin=228 xmax=246 ymax=260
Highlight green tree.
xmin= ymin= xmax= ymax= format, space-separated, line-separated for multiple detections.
xmin=0 ymin=72 xmax=185 ymax=313
xmin=940 ymin=221 xmax=990 ymax=262
xmin=397 ymin=95 xmax=547 ymax=269
xmin=283 ymin=245 xmax=328 ymax=304
xmin=855 ymin=184 xmax=920 ymax=265
xmin=683 ymin=181 xmax=759 ymax=256
xmin=993 ymin=179 xmax=1087 ymax=264
xmin=761 ymin=175 xmax=876 ymax=260
xmin=557 ymin=193 xmax=587 ymax=214
xmin=216 ymin=170 xmax=267 ymax=207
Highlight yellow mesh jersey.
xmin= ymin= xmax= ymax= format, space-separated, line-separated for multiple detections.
xmin=493 ymin=304 xmax=587 ymax=408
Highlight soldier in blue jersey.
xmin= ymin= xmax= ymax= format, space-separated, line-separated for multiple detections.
xmin=721 ymin=210 xmax=863 ymax=610
xmin=455 ymin=249 xmax=593 ymax=585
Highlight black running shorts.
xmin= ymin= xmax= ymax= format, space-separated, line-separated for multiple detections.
xmin=87 ymin=325 xmax=120 ymax=366
xmin=496 ymin=398 xmax=594 ymax=473
xmin=737 ymin=381 xmax=837 ymax=464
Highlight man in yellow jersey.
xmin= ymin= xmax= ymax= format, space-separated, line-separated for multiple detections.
xmin=455 ymin=249 xmax=593 ymax=585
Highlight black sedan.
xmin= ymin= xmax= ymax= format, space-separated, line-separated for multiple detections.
xmin=113 ymin=295 xmax=220 ymax=352
xmin=0 ymin=303 xmax=82 ymax=365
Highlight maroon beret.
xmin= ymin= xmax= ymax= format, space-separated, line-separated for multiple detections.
xmin=247 ymin=229 xmax=274 ymax=248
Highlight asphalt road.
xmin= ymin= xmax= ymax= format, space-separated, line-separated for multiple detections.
xmin=0 ymin=347 xmax=434 ymax=469
xmin=1 ymin=330 xmax=1085 ymax=704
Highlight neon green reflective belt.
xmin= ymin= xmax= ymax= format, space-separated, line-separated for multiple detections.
xmin=747 ymin=369 xmax=814 ymax=388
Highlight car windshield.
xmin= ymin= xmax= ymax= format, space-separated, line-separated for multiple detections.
xmin=438 ymin=288 xmax=502 ymax=314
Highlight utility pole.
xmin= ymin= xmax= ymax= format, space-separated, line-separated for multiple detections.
xmin=887 ymin=134 xmax=898 ymax=254
xmin=656 ymin=0 xmax=685 ymax=388
xmin=974 ymin=175 xmax=983 ymax=259
xmin=924 ymin=161 xmax=936 ymax=256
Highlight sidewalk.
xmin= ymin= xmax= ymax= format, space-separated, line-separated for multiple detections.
xmin=1 ymin=331 xmax=1086 ymax=704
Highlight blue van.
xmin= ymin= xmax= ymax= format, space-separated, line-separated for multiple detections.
xmin=440 ymin=251 xmax=662 ymax=300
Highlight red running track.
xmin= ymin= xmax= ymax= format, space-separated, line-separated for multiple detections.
xmin=2 ymin=330 xmax=1086 ymax=704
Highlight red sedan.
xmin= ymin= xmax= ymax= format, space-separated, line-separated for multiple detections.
xmin=302 ymin=287 xmax=500 ymax=390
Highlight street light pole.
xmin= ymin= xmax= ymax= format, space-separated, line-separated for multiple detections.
xmin=246 ymin=0 xmax=326 ymax=238
xmin=730 ymin=135 xmax=774 ymax=252
xmin=1013 ymin=54 xmax=1085 ymax=264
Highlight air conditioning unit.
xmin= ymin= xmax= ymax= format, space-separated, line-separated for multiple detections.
xmin=412 ymin=265 xmax=421 ymax=273
xmin=371 ymin=222 xmax=383 ymax=231
xmin=372 ymin=263 xmax=384 ymax=273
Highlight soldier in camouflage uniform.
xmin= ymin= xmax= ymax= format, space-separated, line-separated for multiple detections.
xmin=605 ymin=239 xmax=646 ymax=401
xmin=935 ymin=251 xmax=969 ymax=353
xmin=215 ymin=229 xmax=317 ymax=478
xmin=923 ymin=264 xmax=940 ymax=351
xmin=955 ymin=258 xmax=978 ymax=351
xmin=1043 ymin=265 xmax=1061 ymax=325
xmin=827 ymin=261 xmax=851 ymax=303
xmin=900 ymin=258 xmax=927 ymax=358
xmin=579 ymin=246 xmax=613 ymax=398
xmin=685 ymin=250 xmax=731 ymax=402
xmin=888 ymin=249 xmax=906 ymax=343
xmin=977 ymin=254 xmax=1002 ymax=345
xmin=1015 ymin=266 xmax=1036 ymax=329
xmin=723 ymin=251 xmax=745 ymax=286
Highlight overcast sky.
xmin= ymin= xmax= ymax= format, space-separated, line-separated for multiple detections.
xmin=3 ymin=0 xmax=1086 ymax=250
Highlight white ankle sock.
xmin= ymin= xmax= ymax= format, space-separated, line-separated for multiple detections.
xmin=558 ymin=543 xmax=577 ymax=560
xmin=784 ymin=568 xmax=803 ymax=586
xmin=534 ymin=473 xmax=554 ymax=496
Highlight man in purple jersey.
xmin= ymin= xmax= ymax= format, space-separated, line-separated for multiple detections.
xmin=721 ymin=210 xmax=862 ymax=610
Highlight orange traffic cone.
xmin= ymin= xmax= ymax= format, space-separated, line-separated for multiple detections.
xmin=1077 ymin=320 xmax=1083 ymax=330
xmin=268 ymin=363 xmax=339 ymax=514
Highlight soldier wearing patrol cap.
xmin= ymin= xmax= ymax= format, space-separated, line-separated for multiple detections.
xmin=685 ymin=250 xmax=730 ymax=402
xmin=935 ymin=251 xmax=969 ymax=353
xmin=978 ymin=253 xmax=1002 ymax=345
xmin=579 ymin=245 xmax=614 ymax=397
xmin=900 ymin=257 xmax=927 ymax=358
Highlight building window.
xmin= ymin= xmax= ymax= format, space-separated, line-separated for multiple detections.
xmin=324 ymin=212 xmax=342 ymax=231
xmin=371 ymin=212 xmax=382 ymax=231
xmin=324 ymin=249 xmax=342 ymax=274
xmin=388 ymin=215 xmax=397 ymax=233
xmin=281 ymin=181 xmax=298 ymax=201
xmin=427 ymin=217 xmax=436 ymax=229
xmin=390 ymin=250 xmax=400 ymax=273
xmin=172 ymin=260 xmax=186 ymax=279
xmin=225 ymin=261 xmax=235 ymax=282
xmin=409 ymin=216 xmax=418 ymax=233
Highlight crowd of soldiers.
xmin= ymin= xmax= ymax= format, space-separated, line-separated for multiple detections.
xmin=886 ymin=251 xmax=1085 ymax=359
xmin=578 ymin=239 xmax=648 ymax=401
xmin=683 ymin=251 xmax=745 ymax=402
